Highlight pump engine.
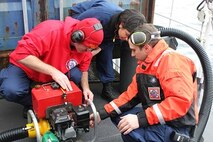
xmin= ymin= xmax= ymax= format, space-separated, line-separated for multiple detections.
xmin=31 ymin=81 xmax=90 ymax=141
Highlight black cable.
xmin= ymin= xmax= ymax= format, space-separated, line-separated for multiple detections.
xmin=0 ymin=127 xmax=28 ymax=142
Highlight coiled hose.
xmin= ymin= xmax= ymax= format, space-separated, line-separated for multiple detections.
xmin=159 ymin=27 xmax=213 ymax=142
xmin=0 ymin=109 xmax=41 ymax=142
xmin=0 ymin=127 xmax=28 ymax=142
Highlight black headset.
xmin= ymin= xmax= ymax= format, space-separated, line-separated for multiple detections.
xmin=71 ymin=30 xmax=85 ymax=43
xmin=129 ymin=30 xmax=160 ymax=46
xmin=71 ymin=23 xmax=103 ymax=43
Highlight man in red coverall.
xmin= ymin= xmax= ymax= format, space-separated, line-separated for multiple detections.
xmin=0 ymin=17 xmax=104 ymax=117
xmin=90 ymin=23 xmax=198 ymax=142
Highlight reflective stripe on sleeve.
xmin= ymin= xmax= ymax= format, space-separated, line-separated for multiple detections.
xmin=110 ymin=101 xmax=122 ymax=115
xmin=153 ymin=104 xmax=165 ymax=124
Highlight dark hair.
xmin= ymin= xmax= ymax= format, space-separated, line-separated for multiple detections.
xmin=118 ymin=9 xmax=147 ymax=33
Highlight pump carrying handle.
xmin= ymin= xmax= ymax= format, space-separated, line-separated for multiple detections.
xmin=27 ymin=110 xmax=42 ymax=142
xmin=87 ymin=99 xmax=98 ymax=142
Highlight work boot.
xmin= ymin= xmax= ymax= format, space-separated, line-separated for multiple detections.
xmin=101 ymin=82 xmax=119 ymax=102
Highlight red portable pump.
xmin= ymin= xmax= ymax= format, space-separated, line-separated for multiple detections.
xmin=0 ymin=81 xmax=98 ymax=142
xmin=32 ymin=81 xmax=82 ymax=119
xmin=30 ymin=81 xmax=92 ymax=141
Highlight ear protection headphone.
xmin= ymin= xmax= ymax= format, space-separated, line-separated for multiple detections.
xmin=71 ymin=30 xmax=85 ymax=43
xmin=71 ymin=23 xmax=103 ymax=43
xmin=129 ymin=30 xmax=160 ymax=46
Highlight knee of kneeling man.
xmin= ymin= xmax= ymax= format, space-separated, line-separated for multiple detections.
xmin=2 ymin=86 xmax=26 ymax=101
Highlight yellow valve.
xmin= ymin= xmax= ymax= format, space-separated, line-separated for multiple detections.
xmin=26 ymin=119 xmax=51 ymax=138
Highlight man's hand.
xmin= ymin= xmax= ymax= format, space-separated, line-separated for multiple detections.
xmin=18 ymin=55 xmax=72 ymax=91
xmin=117 ymin=114 xmax=139 ymax=135
xmin=83 ymin=89 xmax=94 ymax=103
xmin=90 ymin=112 xmax=101 ymax=128
xmin=51 ymin=69 xmax=72 ymax=91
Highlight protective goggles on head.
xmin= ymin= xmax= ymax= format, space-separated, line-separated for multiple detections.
xmin=129 ymin=30 xmax=160 ymax=46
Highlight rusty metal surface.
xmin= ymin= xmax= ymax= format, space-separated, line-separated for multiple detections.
xmin=0 ymin=50 xmax=12 ymax=69
xmin=0 ymin=1 xmax=30 ymax=51
xmin=38 ymin=0 xmax=47 ymax=22
xmin=0 ymin=0 xmax=155 ymax=51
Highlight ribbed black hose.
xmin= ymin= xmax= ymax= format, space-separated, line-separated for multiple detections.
xmin=159 ymin=27 xmax=213 ymax=142
xmin=0 ymin=127 xmax=28 ymax=142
